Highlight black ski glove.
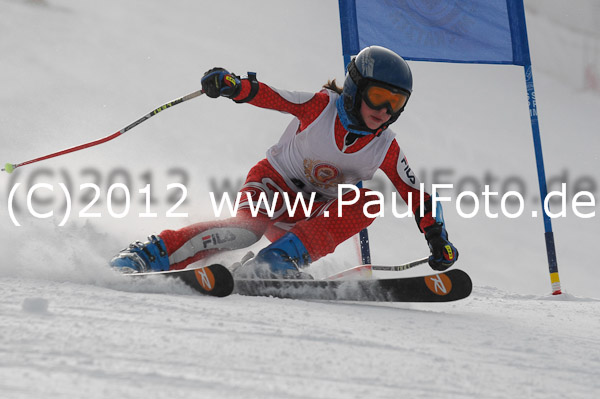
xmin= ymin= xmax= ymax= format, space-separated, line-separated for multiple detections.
xmin=424 ymin=223 xmax=459 ymax=271
xmin=201 ymin=67 xmax=241 ymax=99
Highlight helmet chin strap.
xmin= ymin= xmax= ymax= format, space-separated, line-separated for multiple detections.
xmin=348 ymin=123 xmax=386 ymax=137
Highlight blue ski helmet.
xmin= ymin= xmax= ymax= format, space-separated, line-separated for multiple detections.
xmin=338 ymin=46 xmax=413 ymax=136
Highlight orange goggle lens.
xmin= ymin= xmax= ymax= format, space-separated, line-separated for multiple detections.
xmin=364 ymin=85 xmax=408 ymax=114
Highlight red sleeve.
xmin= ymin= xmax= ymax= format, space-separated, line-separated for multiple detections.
xmin=234 ymin=79 xmax=329 ymax=131
xmin=379 ymin=140 xmax=436 ymax=232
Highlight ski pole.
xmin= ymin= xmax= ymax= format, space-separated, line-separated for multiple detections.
xmin=1 ymin=89 xmax=204 ymax=174
xmin=325 ymin=256 xmax=429 ymax=280
xmin=370 ymin=257 xmax=429 ymax=271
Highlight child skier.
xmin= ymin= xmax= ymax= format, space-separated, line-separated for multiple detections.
xmin=110 ymin=45 xmax=459 ymax=278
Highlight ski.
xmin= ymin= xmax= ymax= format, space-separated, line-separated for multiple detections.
xmin=126 ymin=264 xmax=234 ymax=297
xmin=234 ymin=269 xmax=472 ymax=302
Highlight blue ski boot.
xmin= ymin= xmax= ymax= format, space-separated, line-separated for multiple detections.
xmin=110 ymin=235 xmax=170 ymax=273
xmin=234 ymin=232 xmax=313 ymax=279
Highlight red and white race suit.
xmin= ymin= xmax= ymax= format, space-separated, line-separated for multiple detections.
xmin=159 ymin=79 xmax=436 ymax=270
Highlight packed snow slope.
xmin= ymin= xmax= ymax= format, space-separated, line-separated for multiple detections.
xmin=2 ymin=274 xmax=599 ymax=399
xmin=1 ymin=1 xmax=599 ymax=398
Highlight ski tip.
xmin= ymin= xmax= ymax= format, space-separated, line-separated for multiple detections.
xmin=126 ymin=264 xmax=235 ymax=297
xmin=420 ymin=269 xmax=472 ymax=302
xmin=186 ymin=264 xmax=234 ymax=297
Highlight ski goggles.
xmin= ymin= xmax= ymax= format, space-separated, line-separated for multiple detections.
xmin=362 ymin=83 xmax=409 ymax=114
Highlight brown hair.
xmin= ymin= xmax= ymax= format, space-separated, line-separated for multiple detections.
xmin=323 ymin=79 xmax=343 ymax=94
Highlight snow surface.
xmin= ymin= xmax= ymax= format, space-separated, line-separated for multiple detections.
xmin=1 ymin=0 xmax=599 ymax=398
xmin=2 ymin=274 xmax=599 ymax=399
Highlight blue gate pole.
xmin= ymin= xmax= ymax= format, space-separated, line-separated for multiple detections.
xmin=524 ymin=64 xmax=562 ymax=295
xmin=356 ymin=181 xmax=372 ymax=264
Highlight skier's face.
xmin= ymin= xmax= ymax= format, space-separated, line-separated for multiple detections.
xmin=360 ymin=99 xmax=392 ymax=130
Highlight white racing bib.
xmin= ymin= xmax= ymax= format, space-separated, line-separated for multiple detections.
xmin=267 ymin=91 xmax=395 ymax=199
